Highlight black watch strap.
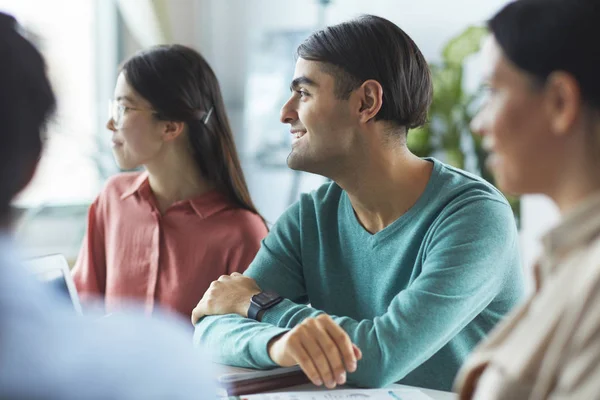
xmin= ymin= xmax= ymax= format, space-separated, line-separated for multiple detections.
xmin=248 ymin=299 xmax=262 ymax=321
xmin=248 ymin=291 xmax=283 ymax=321
xmin=255 ymin=309 xmax=267 ymax=322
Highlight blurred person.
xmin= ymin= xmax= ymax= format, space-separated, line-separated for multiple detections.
xmin=72 ymin=44 xmax=268 ymax=319
xmin=454 ymin=0 xmax=600 ymax=398
xmin=191 ymin=15 xmax=524 ymax=392
xmin=0 ymin=12 xmax=216 ymax=399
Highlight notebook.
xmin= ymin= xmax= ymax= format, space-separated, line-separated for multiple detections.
xmin=217 ymin=364 xmax=310 ymax=396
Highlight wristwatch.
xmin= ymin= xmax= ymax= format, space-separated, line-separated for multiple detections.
xmin=248 ymin=290 xmax=283 ymax=321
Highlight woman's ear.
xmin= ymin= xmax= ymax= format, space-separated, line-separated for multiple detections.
xmin=544 ymin=71 xmax=582 ymax=136
xmin=162 ymin=120 xmax=186 ymax=142
xmin=357 ymin=80 xmax=384 ymax=124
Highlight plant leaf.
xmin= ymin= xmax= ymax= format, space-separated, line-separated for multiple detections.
xmin=442 ymin=26 xmax=487 ymax=66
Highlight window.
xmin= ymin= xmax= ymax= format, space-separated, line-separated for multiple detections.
xmin=1 ymin=0 xmax=112 ymax=207
xmin=1 ymin=0 xmax=119 ymax=262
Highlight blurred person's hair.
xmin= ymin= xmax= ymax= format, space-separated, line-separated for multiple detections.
xmin=121 ymin=44 xmax=265 ymax=224
xmin=296 ymin=14 xmax=433 ymax=134
xmin=490 ymin=0 xmax=600 ymax=109
xmin=0 ymin=12 xmax=56 ymax=221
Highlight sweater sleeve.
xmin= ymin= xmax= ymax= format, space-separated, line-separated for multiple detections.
xmin=195 ymin=197 xmax=522 ymax=386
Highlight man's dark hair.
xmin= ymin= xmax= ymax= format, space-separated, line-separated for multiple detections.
xmin=0 ymin=12 xmax=56 ymax=220
xmin=297 ymin=14 xmax=433 ymax=132
xmin=490 ymin=0 xmax=600 ymax=108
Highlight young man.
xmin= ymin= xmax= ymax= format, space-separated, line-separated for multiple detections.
xmin=0 ymin=13 xmax=215 ymax=399
xmin=192 ymin=15 xmax=524 ymax=392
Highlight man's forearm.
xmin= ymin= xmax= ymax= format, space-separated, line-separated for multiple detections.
xmin=193 ymin=314 xmax=289 ymax=369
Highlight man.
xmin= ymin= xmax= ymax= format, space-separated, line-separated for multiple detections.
xmin=0 ymin=12 xmax=215 ymax=399
xmin=192 ymin=15 xmax=524 ymax=392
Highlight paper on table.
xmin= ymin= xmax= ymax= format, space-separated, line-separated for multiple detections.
xmin=235 ymin=388 xmax=433 ymax=400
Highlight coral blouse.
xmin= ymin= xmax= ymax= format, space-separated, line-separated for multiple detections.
xmin=72 ymin=172 xmax=268 ymax=319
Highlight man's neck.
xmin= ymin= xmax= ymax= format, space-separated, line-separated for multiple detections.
xmin=145 ymin=146 xmax=215 ymax=214
xmin=337 ymin=148 xmax=433 ymax=234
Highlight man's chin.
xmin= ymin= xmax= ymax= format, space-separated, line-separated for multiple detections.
xmin=286 ymin=151 xmax=309 ymax=172
xmin=287 ymin=154 xmax=332 ymax=180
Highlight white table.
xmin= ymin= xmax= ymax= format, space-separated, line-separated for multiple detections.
xmin=219 ymin=365 xmax=456 ymax=400
xmin=268 ymin=382 xmax=456 ymax=400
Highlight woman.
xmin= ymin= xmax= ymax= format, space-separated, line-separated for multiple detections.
xmin=72 ymin=44 xmax=268 ymax=319
xmin=455 ymin=0 xmax=600 ymax=398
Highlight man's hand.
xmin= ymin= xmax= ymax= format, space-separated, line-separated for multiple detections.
xmin=191 ymin=273 xmax=261 ymax=325
xmin=268 ymin=314 xmax=362 ymax=389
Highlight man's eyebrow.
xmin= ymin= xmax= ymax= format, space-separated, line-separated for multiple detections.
xmin=290 ymin=76 xmax=318 ymax=92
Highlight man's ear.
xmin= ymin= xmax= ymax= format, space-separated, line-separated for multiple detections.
xmin=544 ymin=71 xmax=582 ymax=137
xmin=357 ymin=80 xmax=384 ymax=124
xmin=162 ymin=120 xmax=186 ymax=142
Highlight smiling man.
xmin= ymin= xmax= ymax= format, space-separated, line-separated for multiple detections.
xmin=192 ymin=15 xmax=524 ymax=392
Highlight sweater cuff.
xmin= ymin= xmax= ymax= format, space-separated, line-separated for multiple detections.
xmin=249 ymin=325 xmax=290 ymax=368
xmin=261 ymin=298 xmax=322 ymax=326
xmin=260 ymin=299 xmax=296 ymax=325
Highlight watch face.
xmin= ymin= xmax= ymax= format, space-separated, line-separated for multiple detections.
xmin=253 ymin=291 xmax=280 ymax=307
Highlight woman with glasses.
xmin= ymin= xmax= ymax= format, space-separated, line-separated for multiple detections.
xmin=454 ymin=0 xmax=600 ymax=398
xmin=72 ymin=44 xmax=268 ymax=320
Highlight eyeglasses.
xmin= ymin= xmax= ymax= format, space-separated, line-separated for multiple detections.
xmin=108 ymin=99 xmax=155 ymax=129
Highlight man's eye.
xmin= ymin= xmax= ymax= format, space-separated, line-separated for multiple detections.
xmin=296 ymin=89 xmax=309 ymax=98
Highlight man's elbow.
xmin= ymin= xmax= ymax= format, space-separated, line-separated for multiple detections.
xmin=192 ymin=322 xmax=205 ymax=348
xmin=192 ymin=316 xmax=215 ymax=348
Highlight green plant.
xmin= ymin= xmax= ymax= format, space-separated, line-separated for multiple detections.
xmin=407 ymin=26 xmax=521 ymax=225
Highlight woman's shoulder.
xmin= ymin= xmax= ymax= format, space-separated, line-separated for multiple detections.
xmin=100 ymin=171 xmax=147 ymax=198
xmin=217 ymin=207 xmax=268 ymax=238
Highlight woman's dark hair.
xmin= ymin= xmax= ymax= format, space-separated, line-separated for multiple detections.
xmin=0 ymin=13 xmax=56 ymax=219
xmin=490 ymin=0 xmax=600 ymax=108
xmin=297 ymin=14 xmax=432 ymax=132
xmin=121 ymin=44 xmax=265 ymax=224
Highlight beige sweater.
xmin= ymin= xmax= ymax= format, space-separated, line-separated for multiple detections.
xmin=455 ymin=192 xmax=600 ymax=400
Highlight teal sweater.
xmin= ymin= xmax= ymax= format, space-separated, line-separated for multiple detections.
xmin=194 ymin=158 xmax=524 ymax=391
